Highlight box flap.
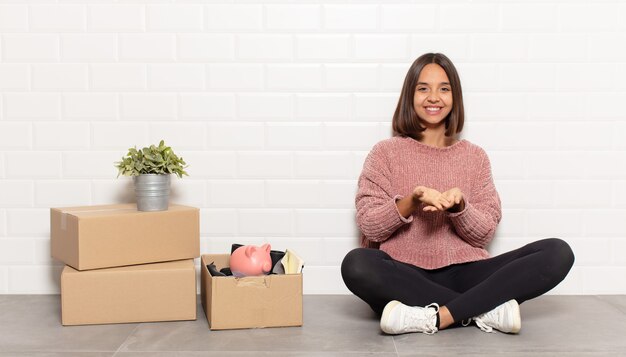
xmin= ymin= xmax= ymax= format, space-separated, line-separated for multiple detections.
xmin=62 ymin=259 xmax=194 ymax=275
xmin=55 ymin=204 xmax=198 ymax=220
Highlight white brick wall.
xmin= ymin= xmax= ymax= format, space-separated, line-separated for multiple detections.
xmin=205 ymin=5 xmax=263 ymax=31
xmin=148 ymin=64 xmax=205 ymax=91
xmin=267 ymin=123 xmax=322 ymax=149
xmin=178 ymin=34 xmax=234 ymax=61
xmin=35 ymin=180 xmax=91 ymax=208
xmin=0 ymin=1 xmax=624 ymax=296
xmin=61 ymin=34 xmax=117 ymax=62
xmin=30 ymin=5 xmax=85 ymax=32
xmin=323 ymin=5 xmax=377 ymax=31
xmin=238 ymin=35 xmax=293 ymax=60
xmin=0 ymin=181 xmax=33 ymax=208
xmin=603 ymin=34 xmax=626 ymax=62
xmin=180 ymin=94 xmax=235 ymax=119
xmin=121 ymin=94 xmax=176 ymax=120
xmin=209 ymin=180 xmax=265 ymax=207
xmin=2 ymin=34 xmax=59 ymax=62
xmin=92 ymin=122 xmax=149 ymax=149
xmin=501 ymin=4 xmax=558 ymax=32
xmin=0 ymin=64 xmax=29 ymax=90
xmin=6 ymin=209 xmax=49 ymax=237
xmin=63 ymin=93 xmax=118 ymax=120
xmin=325 ymin=64 xmax=378 ymax=91
xmin=119 ymin=34 xmax=176 ymax=61
xmin=87 ymin=5 xmax=144 ymax=32
xmin=91 ymin=64 xmax=147 ymax=90
xmin=6 ymin=152 xmax=62 ymax=179
xmin=32 ymin=64 xmax=88 ymax=91
xmin=266 ymin=180 xmax=320 ymax=207
xmin=239 ymin=209 xmax=292 ymax=236
xmin=0 ymin=5 xmax=28 ymax=33
xmin=0 ymin=122 xmax=31 ymax=149
xmin=146 ymin=5 xmax=204 ymax=32
xmin=381 ymin=5 xmax=436 ymax=31
xmin=4 ymin=93 xmax=60 ymax=120
xmin=296 ymin=35 xmax=350 ymax=60
xmin=33 ymin=122 xmax=90 ymax=149
xmin=266 ymin=5 xmax=320 ymax=31
xmin=208 ymin=64 xmax=263 ymax=90
xmin=150 ymin=122 xmax=206 ymax=150
xmin=207 ymin=122 xmax=264 ymax=149
xmin=440 ymin=4 xmax=498 ymax=32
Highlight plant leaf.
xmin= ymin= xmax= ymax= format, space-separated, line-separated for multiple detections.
xmin=113 ymin=140 xmax=189 ymax=178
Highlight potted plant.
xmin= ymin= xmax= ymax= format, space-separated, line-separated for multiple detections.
xmin=114 ymin=140 xmax=188 ymax=211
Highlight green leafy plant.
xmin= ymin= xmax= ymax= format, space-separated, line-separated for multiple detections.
xmin=115 ymin=140 xmax=188 ymax=178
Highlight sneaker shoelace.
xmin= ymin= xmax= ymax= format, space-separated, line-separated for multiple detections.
xmin=405 ymin=303 xmax=439 ymax=334
xmin=474 ymin=309 xmax=497 ymax=333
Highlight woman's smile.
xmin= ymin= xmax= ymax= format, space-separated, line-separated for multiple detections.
xmin=424 ymin=106 xmax=443 ymax=115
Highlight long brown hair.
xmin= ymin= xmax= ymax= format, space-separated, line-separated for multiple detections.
xmin=392 ymin=53 xmax=464 ymax=141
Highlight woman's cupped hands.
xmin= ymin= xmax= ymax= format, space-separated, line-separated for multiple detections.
xmin=413 ymin=186 xmax=464 ymax=212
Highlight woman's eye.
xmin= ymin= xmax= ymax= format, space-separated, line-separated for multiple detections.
xmin=441 ymin=88 xmax=450 ymax=92
xmin=418 ymin=88 xmax=427 ymax=92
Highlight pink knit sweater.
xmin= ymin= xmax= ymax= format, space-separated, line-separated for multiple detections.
xmin=356 ymin=136 xmax=502 ymax=270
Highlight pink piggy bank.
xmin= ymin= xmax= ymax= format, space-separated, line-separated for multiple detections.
xmin=230 ymin=244 xmax=272 ymax=277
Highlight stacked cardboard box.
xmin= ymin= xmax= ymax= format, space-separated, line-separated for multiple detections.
xmin=51 ymin=203 xmax=200 ymax=326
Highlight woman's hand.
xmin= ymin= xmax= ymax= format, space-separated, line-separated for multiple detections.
xmin=422 ymin=187 xmax=465 ymax=212
xmin=413 ymin=186 xmax=452 ymax=211
xmin=443 ymin=187 xmax=465 ymax=212
xmin=397 ymin=186 xmax=465 ymax=218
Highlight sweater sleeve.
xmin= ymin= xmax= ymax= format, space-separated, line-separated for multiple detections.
xmin=445 ymin=149 xmax=502 ymax=248
xmin=355 ymin=143 xmax=413 ymax=245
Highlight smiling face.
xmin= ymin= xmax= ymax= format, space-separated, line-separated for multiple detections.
xmin=413 ymin=63 xmax=453 ymax=128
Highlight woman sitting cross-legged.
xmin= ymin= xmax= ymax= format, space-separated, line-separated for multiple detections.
xmin=341 ymin=53 xmax=575 ymax=335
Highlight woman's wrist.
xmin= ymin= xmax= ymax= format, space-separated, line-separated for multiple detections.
xmin=410 ymin=192 xmax=420 ymax=205
xmin=397 ymin=194 xmax=420 ymax=218
xmin=446 ymin=198 xmax=465 ymax=213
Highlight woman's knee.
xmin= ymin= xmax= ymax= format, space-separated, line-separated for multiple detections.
xmin=539 ymin=238 xmax=575 ymax=278
xmin=341 ymin=248 xmax=384 ymax=288
xmin=544 ymin=238 xmax=575 ymax=264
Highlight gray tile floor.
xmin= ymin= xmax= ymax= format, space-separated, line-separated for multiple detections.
xmin=1 ymin=295 xmax=625 ymax=356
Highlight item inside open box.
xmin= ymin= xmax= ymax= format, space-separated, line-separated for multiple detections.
xmin=206 ymin=243 xmax=304 ymax=277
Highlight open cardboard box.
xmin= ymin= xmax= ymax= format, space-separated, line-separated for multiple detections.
xmin=201 ymin=254 xmax=303 ymax=330
xmin=51 ymin=204 xmax=199 ymax=270
xmin=61 ymin=259 xmax=197 ymax=326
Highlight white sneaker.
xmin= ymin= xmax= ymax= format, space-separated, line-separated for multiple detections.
xmin=474 ymin=299 xmax=521 ymax=334
xmin=380 ymin=300 xmax=439 ymax=335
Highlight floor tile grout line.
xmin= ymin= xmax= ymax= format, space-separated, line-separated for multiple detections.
xmin=392 ymin=335 xmax=400 ymax=357
xmin=112 ymin=323 xmax=141 ymax=357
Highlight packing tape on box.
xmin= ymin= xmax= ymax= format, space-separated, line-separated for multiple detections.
xmin=235 ymin=276 xmax=271 ymax=288
xmin=60 ymin=208 xmax=136 ymax=230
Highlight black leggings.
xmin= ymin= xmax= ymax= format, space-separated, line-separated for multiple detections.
xmin=341 ymin=238 xmax=575 ymax=322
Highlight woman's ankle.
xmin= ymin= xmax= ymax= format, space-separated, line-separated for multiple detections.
xmin=438 ymin=306 xmax=455 ymax=330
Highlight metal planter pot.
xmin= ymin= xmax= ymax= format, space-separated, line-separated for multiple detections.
xmin=133 ymin=174 xmax=171 ymax=211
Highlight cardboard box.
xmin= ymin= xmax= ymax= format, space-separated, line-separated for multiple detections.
xmin=201 ymin=254 xmax=303 ymax=330
xmin=61 ymin=259 xmax=197 ymax=326
xmin=51 ymin=204 xmax=199 ymax=270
